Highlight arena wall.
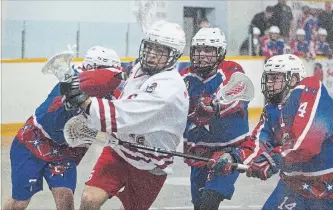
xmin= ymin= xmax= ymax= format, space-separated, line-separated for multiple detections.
xmin=2 ymin=56 xmax=331 ymax=136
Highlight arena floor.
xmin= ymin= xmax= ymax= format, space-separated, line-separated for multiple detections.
xmin=1 ymin=120 xmax=280 ymax=210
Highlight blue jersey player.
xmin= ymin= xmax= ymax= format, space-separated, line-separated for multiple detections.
xmin=4 ymin=46 xmax=125 ymax=210
xmin=212 ymin=54 xmax=333 ymax=209
xmin=180 ymin=28 xmax=249 ymax=210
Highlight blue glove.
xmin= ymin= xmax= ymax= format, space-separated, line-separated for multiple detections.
xmin=208 ymin=148 xmax=243 ymax=176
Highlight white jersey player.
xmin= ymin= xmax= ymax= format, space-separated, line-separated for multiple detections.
xmin=62 ymin=20 xmax=189 ymax=210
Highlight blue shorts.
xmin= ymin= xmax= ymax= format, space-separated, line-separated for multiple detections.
xmin=10 ymin=137 xmax=77 ymax=200
xmin=263 ymin=180 xmax=333 ymax=210
xmin=190 ymin=166 xmax=239 ymax=205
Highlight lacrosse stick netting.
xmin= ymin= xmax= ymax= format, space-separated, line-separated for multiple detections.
xmin=64 ymin=114 xmax=118 ymax=147
xmin=41 ymin=45 xmax=76 ymax=82
xmin=215 ymin=72 xmax=255 ymax=104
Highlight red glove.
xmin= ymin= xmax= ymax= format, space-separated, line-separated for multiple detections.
xmin=246 ymin=152 xmax=281 ymax=180
xmin=188 ymin=97 xmax=220 ymax=126
xmin=79 ymin=69 xmax=123 ymax=98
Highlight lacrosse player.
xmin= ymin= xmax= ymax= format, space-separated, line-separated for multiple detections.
xmin=4 ymin=46 xmax=125 ymax=210
xmin=212 ymin=54 xmax=333 ymax=209
xmin=61 ymin=20 xmax=189 ymax=210
xmin=179 ymin=27 xmax=250 ymax=210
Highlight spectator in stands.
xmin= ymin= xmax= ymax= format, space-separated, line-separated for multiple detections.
xmin=318 ymin=1 xmax=333 ymax=48
xmin=271 ymin=0 xmax=293 ymax=41
xmin=297 ymin=6 xmax=319 ymax=41
xmin=310 ymin=28 xmax=331 ymax=57
xmin=262 ymin=26 xmax=285 ymax=61
xmin=239 ymin=27 xmax=262 ymax=56
xmin=250 ymin=6 xmax=274 ymax=37
xmin=290 ymin=28 xmax=313 ymax=59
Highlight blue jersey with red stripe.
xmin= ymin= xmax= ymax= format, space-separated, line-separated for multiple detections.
xmin=247 ymin=77 xmax=333 ymax=199
xmin=34 ymin=84 xmax=82 ymax=144
xmin=180 ymin=60 xmax=249 ymax=151
xmin=16 ymin=68 xmax=122 ymax=162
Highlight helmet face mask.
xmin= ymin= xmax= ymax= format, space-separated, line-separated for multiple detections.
xmin=190 ymin=45 xmax=224 ymax=78
xmin=261 ymin=71 xmax=289 ymax=104
xmin=139 ymin=40 xmax=179 ymax=75
xmin=139 ymin=20 xmax=185 ymax=75
xmin=190 ymin=28 xmax=227 ymax=78
xmin=262 ymin=54 xmax=305 ymax=104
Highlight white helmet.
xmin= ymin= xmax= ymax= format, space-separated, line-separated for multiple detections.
xmin=191 ymin=28 xmax=227 ymax=49
xmin=262 ymin=54 xmax=306 ymax=104
xmin=318 ymin=28 xmax=328 ymax=36
xmin=253 ymin=27 xmax=261 ymax=36
xmin=269 ymin=26 xmax=280 ymax=34
xmin=83 ymin=46 xmax=121 ymax=70
xmin=296 ymin=28 xmax=306 ymax=36
xmin=190 ymin=27 xmax=227 ymax=78
xmin=139 ymin=20 xmax=186 ymax=75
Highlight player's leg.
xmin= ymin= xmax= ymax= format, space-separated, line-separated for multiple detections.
xmin=190 ymin=167 xmax=210 ymax=210
xmin=80 ymin=147 xmax=126 ymax=210
xmin=3 ymin=138 xmax=44 ymax=210
xmin=51 ymin=187 xmax=74 ymax=210
xmin=116 ymin=164 xmax=167 ymax=210
xmin=262 ymin=180 xmax=304 ymax=210
xmin=201 ymin=171 xmax=240 ymax=210
xmin=198 ymin=189 xmax=224 ymax=210
xmin=44 ymin=159 xmax=77 ymax=210
xmin=80 ymin=186 xmax=109 ymax=210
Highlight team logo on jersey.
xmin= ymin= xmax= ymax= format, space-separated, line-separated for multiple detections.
xmin=136 ymin=135 xmax=145 ymax=145
xmin=146 ymin=82 xmax=157 ymax=93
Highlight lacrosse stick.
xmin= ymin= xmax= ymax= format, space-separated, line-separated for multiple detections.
xmin=64 ymin=114 xmax=249 ymax=173
xmin=213 ymin=72 xmax=255 ymax=105
xmin=41 ymin=44 xmax=77 ymax=82
xmin=135 ymin=0 xmax=159 ymax=34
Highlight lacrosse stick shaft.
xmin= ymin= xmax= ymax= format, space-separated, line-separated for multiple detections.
xmin=117 ymin=139 xmax=248 ymax=173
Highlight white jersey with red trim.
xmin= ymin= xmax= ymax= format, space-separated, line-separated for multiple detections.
xmin=87 ymin=63 xmax=189 ymax=170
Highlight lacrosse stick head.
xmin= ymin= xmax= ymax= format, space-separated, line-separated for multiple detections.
xmin=136 ymin=0 xmax=159 ymax=34
xmin=215 ymin=72 xmax=255 ymax=104
xmin=64 ymin=115 xmax=108 ymax=147
xmin=42 ymin=51 xmax=74 ymax=82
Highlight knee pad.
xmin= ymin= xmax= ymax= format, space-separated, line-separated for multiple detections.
xmin=199 ymin=189 xmax=224 ymax=210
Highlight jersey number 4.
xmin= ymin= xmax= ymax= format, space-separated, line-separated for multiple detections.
xmin=278 ymin=196 xmax=296 ymax=210
xmin=298 ymin=102 xmax=308 ymax=118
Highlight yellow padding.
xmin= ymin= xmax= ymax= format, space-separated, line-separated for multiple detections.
xmin=1 ymin=108 xmax=263 ymax=137
xmin=248 ymin=107 xmax=263 ymax=119
xmin=1 ymin=123 xmax=24 ymax=137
